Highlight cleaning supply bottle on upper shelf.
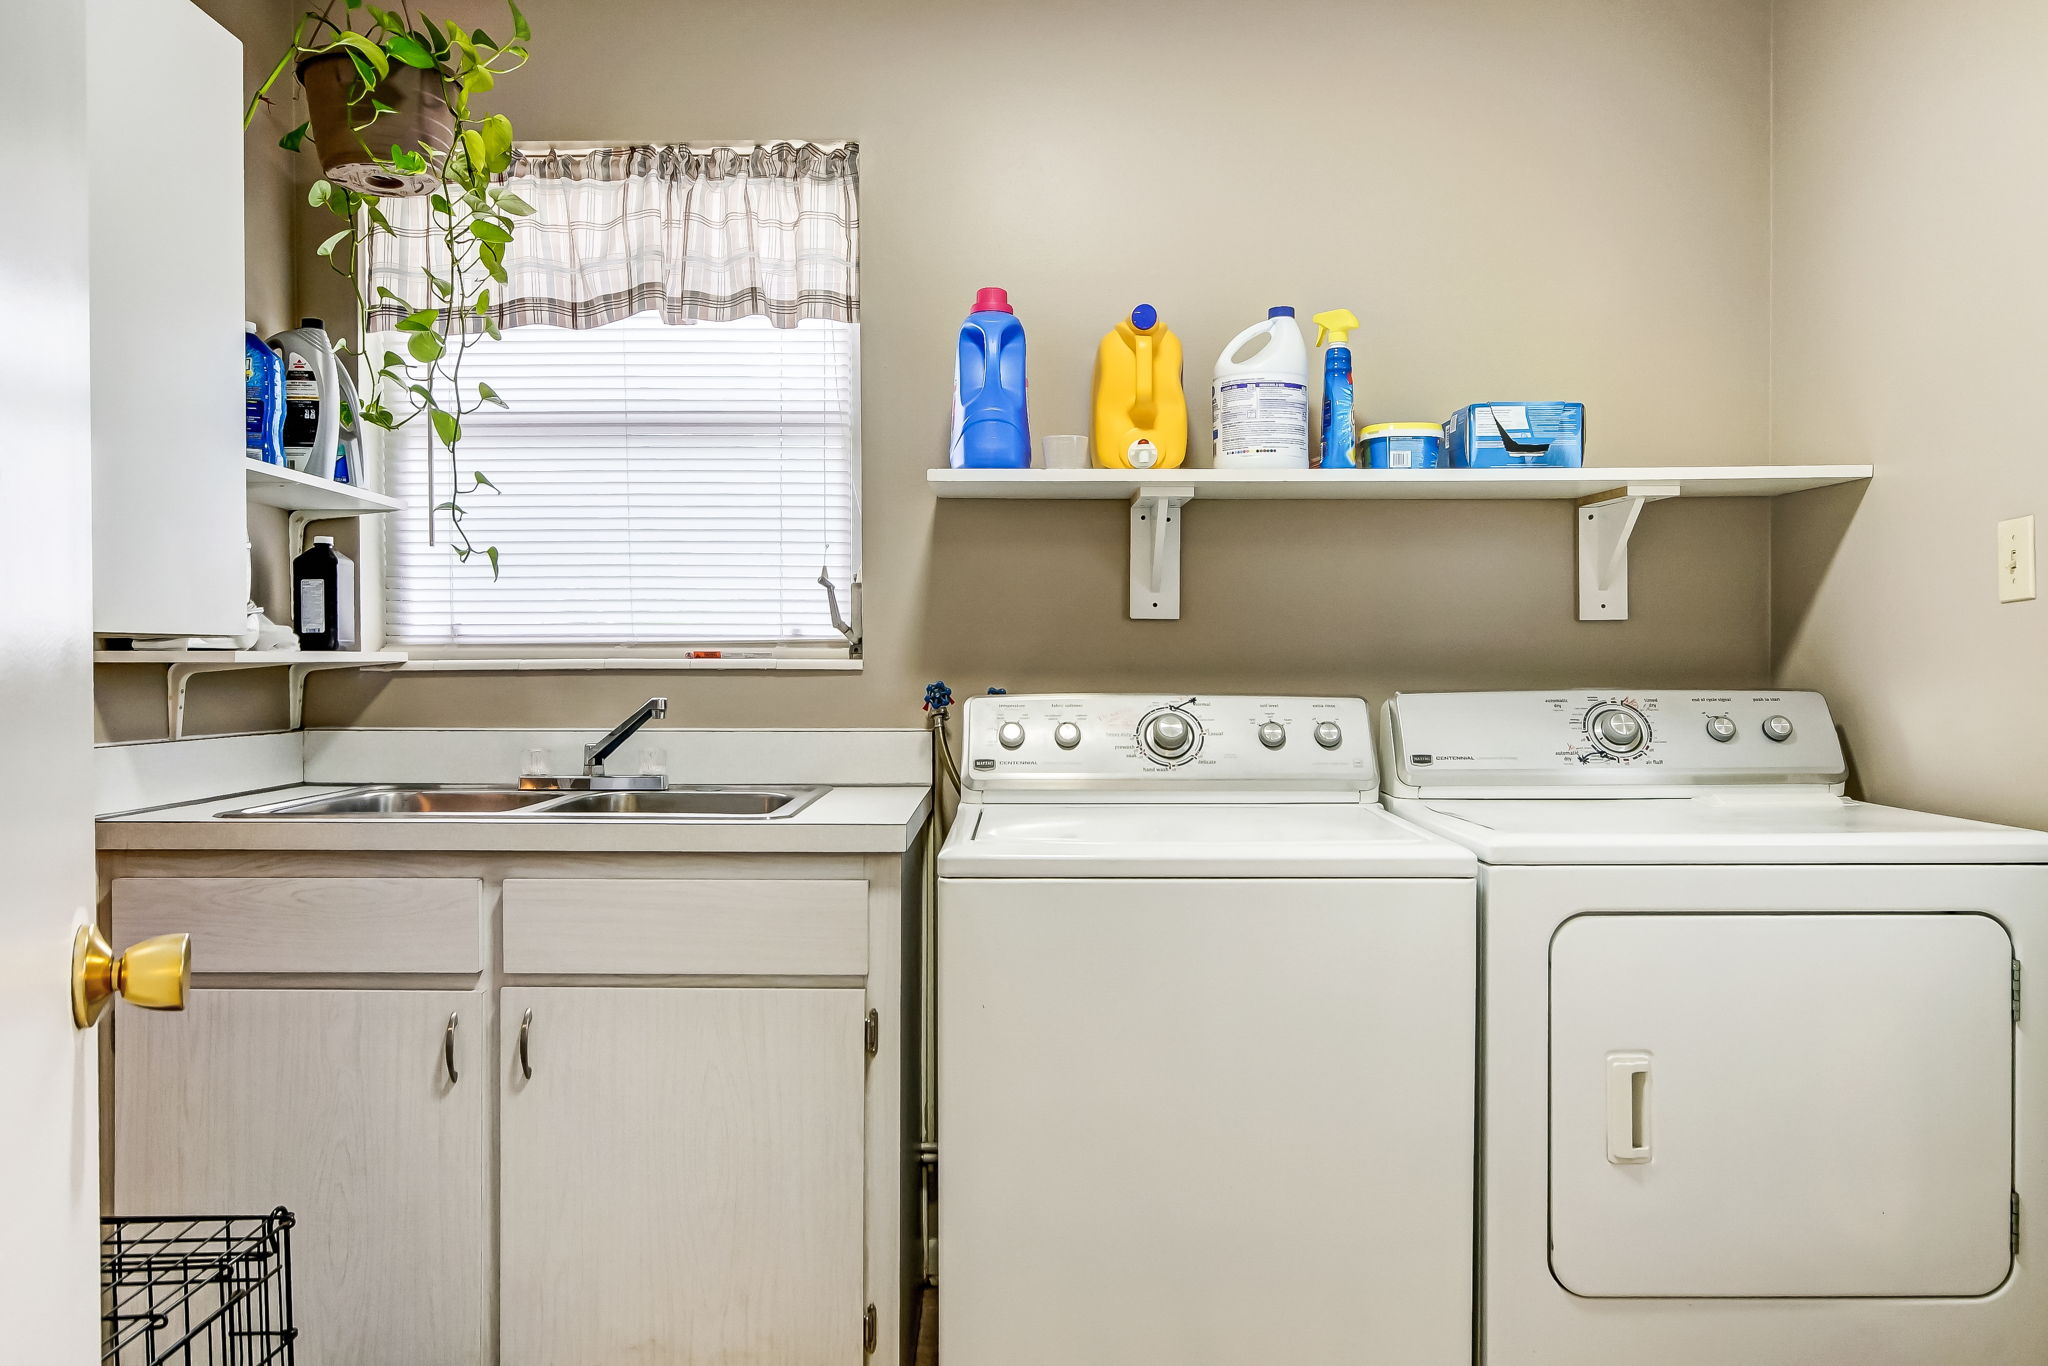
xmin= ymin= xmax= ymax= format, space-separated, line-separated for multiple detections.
xmin=1091 ymin=303 xmax=1186 ymax=469
xmin=949 ymin=287 xmax=1030 ymax=468
xmin=269 ymin=318 xmax=345 ymax=479
xmin=244 ymin=322 xmax=284 ymax=465
xmin=1211 ymin=306 xmax=1310 ymax=468
xmin=1312 ymin=308 xmax=1361 ymax=468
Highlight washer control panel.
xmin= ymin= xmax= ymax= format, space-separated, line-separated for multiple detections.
xmin=960 ymin=695 xmax=1374 ymax=789
xmin=1384 ymin=689 xmax=1844 ymax=792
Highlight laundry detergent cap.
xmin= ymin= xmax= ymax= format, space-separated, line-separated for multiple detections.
xmin=973 ymin=287 xmax=1013 ymax=314
xmin=1267 ymin=305 xmax=1295 ymax=318
xmin=1130 ymin=303 xmax=1158 ymax=330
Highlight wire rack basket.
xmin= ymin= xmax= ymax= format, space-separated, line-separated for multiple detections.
xmin=101 ymin=1210 xmax=297 ymax=1366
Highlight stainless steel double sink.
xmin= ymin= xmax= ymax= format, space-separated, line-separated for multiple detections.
xmin=215 ymin=784 xmax=827 ymax=821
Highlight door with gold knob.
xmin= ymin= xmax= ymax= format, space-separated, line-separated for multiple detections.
xmin=0 ymin=0 xmax=96 ymax=1357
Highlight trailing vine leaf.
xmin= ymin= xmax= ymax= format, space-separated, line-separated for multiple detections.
xmin=250 ymin=3 xmax=536 ymax=569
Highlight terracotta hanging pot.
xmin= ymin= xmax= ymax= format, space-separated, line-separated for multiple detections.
xmin=297 ymin=51 xmax=454 ymax=196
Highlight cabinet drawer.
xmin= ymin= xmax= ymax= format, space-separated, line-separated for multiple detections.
xmin=112 ymin=878 xmax=484 ymax=974
xmin=503 ymin=879 xmax=868 ymax=976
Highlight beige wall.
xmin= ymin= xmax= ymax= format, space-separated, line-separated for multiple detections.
xmin=107 ymin=0 xmax=1782 ymax=740
xmin=1770 ymin=0 xmax=2048 ymax=827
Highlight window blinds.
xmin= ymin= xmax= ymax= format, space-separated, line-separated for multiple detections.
xmin=381 ymin=314 xmax=858 ymax=647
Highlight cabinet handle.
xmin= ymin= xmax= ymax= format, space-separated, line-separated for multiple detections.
xmin=517 ymin=1008 xmax=533 ymax=1080
xmin=443 ymin=1012 xmax=460 ymax=1086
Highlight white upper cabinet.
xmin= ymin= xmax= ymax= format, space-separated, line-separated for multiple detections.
xmin=88 ymin=0 xmax=248 ymax=636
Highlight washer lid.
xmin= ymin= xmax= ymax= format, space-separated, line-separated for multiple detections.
xmin=1390 ymin=793 xmax=2048 ymax=865
xmin=938 ymin=802 xmax=1476 ymax=878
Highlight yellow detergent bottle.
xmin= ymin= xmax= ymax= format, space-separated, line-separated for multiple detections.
xmin=1092 ymin=303 xmax=1186 ymax=469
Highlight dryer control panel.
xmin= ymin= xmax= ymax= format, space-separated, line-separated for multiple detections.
xmin=960 ymin=694 xmax=1375 ymax=791
xmin=1383 ymin=690 xmax=1845 ymax=795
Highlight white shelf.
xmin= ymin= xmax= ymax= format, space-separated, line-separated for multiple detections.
xmin=244 ymin=462 xmax=401 ymax=515
xmin=95 ymin=650 xmax=406 ymax=665
xmin=928 ymin=464 xmax=1873 ymax=621
xmin=928 ymin=465 xmax=1870 ymax=500
xmin=94 ymin=650 xmax=407 ymax=738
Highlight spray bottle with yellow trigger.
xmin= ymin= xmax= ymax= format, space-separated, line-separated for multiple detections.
xmin=1091 ymin=303 xmax=1186 ymax=469
xmin=1312 ymin=308 xmax=1361 ymax=468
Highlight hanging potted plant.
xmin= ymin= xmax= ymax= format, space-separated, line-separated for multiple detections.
xmin=247 ymin=1 xmax=534 ymax=574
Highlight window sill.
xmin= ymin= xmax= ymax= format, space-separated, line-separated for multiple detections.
xmin=381 ymin=656 xmax=862 ymax=673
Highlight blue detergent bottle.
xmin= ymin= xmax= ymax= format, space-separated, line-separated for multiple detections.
xmin=950 ymin=287 xmax=1030 ymax=468
xmin=245 ymin=321 xmax=284 ymax=465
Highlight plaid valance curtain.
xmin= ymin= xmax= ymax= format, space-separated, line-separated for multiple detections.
xmin=365 ymin=141 xmax=860 ymax=332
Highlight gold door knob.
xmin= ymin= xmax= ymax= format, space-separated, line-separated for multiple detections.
xmin=71 ymin=925 xmax=190 ymax=1029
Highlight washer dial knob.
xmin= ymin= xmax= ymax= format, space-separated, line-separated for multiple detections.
xmin=1145 ymin=713 xmax=1194 ymax=757
xmin=1053 ymin=722 xmax=1082 ymax=750
xmin=1587 ymin=704 xmax=1648 ymax=755
xmin=997 ymin=721 xmax=1026 ymax=750
xmin=1762 ymin=714 xmax=1795 ymax=743
xmin=1705 ymin=715 xmax=1738 ymax=743
xmin=1313 ymin=721 xmax=1343 ymax=750
xmin=1257 ymin=722 xmax=1287 ymax=750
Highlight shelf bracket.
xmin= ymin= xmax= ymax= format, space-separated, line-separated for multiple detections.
xmin=1129 ymin=485 xmax=1195 ymax=619
xmin=1577 ymin=483 xmax=1679 ymax=621
xmin=165 ymin=663 xmax=205 ymax=741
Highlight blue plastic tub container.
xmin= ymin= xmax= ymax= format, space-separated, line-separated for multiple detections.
xmin=1362 ymin=422 xmax=1444 ymax=470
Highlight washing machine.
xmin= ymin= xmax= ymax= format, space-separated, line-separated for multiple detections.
xmin=937 ymin=694 xmax=1478 ymax=1366
xmin=1380 ymin=688 xmax=2048 ymax=1366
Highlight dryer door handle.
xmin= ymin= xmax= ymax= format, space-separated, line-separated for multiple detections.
xmin=1605 ymin=1052 xmax=1653 ymax=1164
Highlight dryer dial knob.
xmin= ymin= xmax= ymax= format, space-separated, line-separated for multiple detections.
xmin=1146 ymin=713 xmax=1194 ymax=756
xmin=1705 ymin=715 xmax=1738 ymax=743
xmin=997 ymin=721 xmax=1026 ymax=750
xmin=1587 ymin=705 xmax=1647 ymax=754
xmin=1053 ymin=722 xmax=1082 ymax=750
xmin=1257 ymin=722 xmax=1287 ymax=750
xmin=1313 ymin=721 xmax=1343 ymax=750
xmin=1762 ymin=714 xmax=1795 ymax=743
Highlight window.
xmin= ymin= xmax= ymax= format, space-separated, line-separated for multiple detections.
xmin=365 ymin=141 xmax=861 ymax=656
xmin=381 ymin=314 xmax=858 ymax=648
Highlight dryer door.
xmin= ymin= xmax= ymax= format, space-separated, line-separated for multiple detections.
xmin=1549 ymin=911 xmax=2014 ymax=1298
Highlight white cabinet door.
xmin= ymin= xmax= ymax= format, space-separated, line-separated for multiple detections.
xmin=500 ymin=987 xmax=867 ymax=1366
xmin=115 ymin=989 xmax=491 ymax=1365
xmin=88 ymin=0 xmax=248 ymax=636
xmin=1550 ymin=912 xmax=2014 ymax=1297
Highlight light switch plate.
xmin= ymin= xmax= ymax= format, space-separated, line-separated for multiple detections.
xmin=1998 ymin=515 xmax=2036 ymax=603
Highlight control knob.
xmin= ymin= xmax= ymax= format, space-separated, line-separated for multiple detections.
xmin=1053 ymin=722 xmax=1082 ymax=750
xmin=997 ymin=721 xmax=1026 ymax=750
xmin=1762 ymin=715 xmax=1795 ymax=743
xmin=1586 ymin=704 xmax=1648 ymax=755
xmin=1257 ymin=722 xmax=1287 ymax=750
xmin=1146 ymin=712 xmax=1195 ymax=757
xmin=1705 ymin=716 xmax=1738 ymax=743
xmin=1313 ymin=721 xmax=1343 ymax=750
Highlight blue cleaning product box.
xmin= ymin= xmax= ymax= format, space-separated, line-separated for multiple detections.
xmin=1443 ymin=402 xmax=1585 ymax=468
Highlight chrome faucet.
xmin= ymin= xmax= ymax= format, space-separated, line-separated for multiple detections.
xmin=585 ymin=697 xmax=669 ymax=779
xmin=520 ymin=696 xmax=670 ymax=791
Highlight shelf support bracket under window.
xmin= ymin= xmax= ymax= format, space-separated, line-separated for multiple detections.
xmin=1577 ymin=484 xmax=1679 ymax=621
xmin=1130 ymin=485 xmax=1196 ymax=620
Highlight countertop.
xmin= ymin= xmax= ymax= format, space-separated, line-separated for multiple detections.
xmin=99 ymin=784 xmax=933 ymax=855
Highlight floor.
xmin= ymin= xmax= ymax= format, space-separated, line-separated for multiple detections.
xmin=916 ymin=1288 xmax=936 ymax=1365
